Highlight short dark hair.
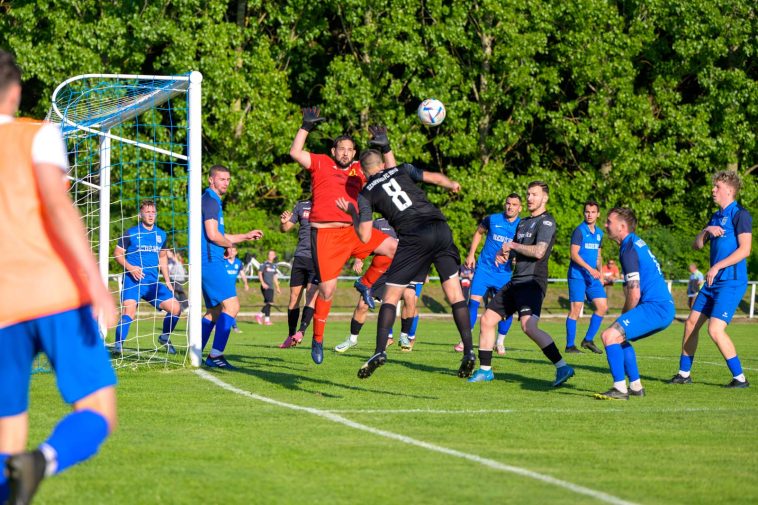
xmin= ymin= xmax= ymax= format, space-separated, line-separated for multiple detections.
xmin=608 ymin=207 xmax=637 ymax=232
xmin=712 ymin=170 xmax=741 ymax=196
xmin=139 ymin=199 xmax=156 ymax=210
xmin=0 ymin=50 xmax=22 ymax=95
xmin=332 ymin=135 xmax=355 ymax=150
xmin=584 ymin=199 xmax=600 ymax=211
xmin=359 ymin=149 xmax=382 ymax=169
xmin=210 ymin=164 xmax=230 ymax=176
xmin=527 ymin=181 xmax=549 ymax=195
xmin=506 ymin=193 xmax=522 ymax=202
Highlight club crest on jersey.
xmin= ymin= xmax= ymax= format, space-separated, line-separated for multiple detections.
xmin=720 ymin=216 xmax=728 ymax=226
xmin=543 ymin=220 xmax=553 ymax=226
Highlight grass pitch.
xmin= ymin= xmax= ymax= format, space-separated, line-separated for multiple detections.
xmin=27 ymin=319 xmax=758 ymax=504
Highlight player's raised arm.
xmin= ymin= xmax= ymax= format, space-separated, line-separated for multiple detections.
xmin=421 ymin=170 xmax=461 ymax=193
xmin=280 ymin=209 xmax=294 ymax=232
xmin=290 ymin=106 xmax=325 ymax=169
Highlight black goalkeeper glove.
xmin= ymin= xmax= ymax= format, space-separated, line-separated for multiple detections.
xmin=300 ymin=106 xmax=325 ymax=132
xmin=368 ymin=125 xmax=391 ymax=154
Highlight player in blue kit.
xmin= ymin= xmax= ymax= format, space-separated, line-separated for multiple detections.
xmin=113 ymin=199 xmax=182 ymax=355
xmin=565 ymin=200 xmax=607 ymax=354
xmin=457 ymin=194 xmax=521 ymax=355
xmin=669 ymin=171 xmax=752 ymax=388
xmin=201 ymin=165 xmax=263 ymax=369
xmin=594 ymin=208 xmax=675 ymax=400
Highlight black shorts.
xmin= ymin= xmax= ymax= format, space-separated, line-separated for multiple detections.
xmin=385 ymin=221 xmax=460 ymax=287
xmin=261 ymin=288 xmax=275 ymax=304
xmin=290 ymin=256 xmax=317 ymax=287
xmin=371 ymin=269 xmax=424 ymax=302
xmin=486 ymin=280 xmax=545 ymax=319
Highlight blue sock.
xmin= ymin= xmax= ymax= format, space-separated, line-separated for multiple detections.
xmin=162 ymin=314 xmax=179 ymax=335
xmin=115 ymin=315 xmax=132 ymax=343
xmin=0 ymin=453 xmax=9 ymax=503
xmin=565 ymin=318 xmax=577 ymax=348
xmin=605 ymin=343 xmax=626 ymax=382
xmin=42 ymin=410 xmax=109 ymax=475
xmin=726 ymin=356 xmax=743 ymax=377
xmin=468 ymin=299 xmax=480 ymax=330
xmin=201 ymin=318 xmax=215 ymax=351
xmin=409 ymin=315 xmax=419 ymax=338
xmin=584 ymin=314 xmax=604 ymax=342
xmin=210 ymin=313 xmax=235 ymax=355
xmin=621 ymin=342 xmax=640 ymax=382
xmin=498 ymin=316 xmax=513 ymax=336
xmin=679 ymin=354 xmax=694 ymax=372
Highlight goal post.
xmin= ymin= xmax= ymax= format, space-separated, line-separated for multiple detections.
xmin=47 ymin=72 xmax=203 ymax=367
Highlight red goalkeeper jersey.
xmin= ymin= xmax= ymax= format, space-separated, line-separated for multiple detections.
xmin=307 ymin=153 xmax=365 ymax=223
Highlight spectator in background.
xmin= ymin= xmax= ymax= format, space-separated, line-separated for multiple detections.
xmin=256 ymin=250 xmax=280 ymax=325
xmin=686 ymin=263 xmax=704 ymax=309
xmin=167 ymin=250 xmax=189 ymax=310
xmin=602 ymin=259 xmax=620 ymax=287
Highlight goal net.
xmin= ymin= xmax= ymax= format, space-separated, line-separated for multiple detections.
xmin=46 ymin=73 xmax=204 ymax=368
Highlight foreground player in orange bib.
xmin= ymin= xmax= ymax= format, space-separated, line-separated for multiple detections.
xmin=290 ymin=107 xmax=397 ymax=364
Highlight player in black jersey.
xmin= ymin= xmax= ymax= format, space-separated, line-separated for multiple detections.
xmin=468 ymin=181 xmax=576 ymax=387
xmin=337 ymin=132 xmax=476 ymax=380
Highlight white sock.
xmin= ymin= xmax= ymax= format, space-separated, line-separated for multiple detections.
xmin=480 ymin=365 xmax=492 ymax=371
xmin=210 ymin=348 xmax=223 ymax=358
xmin=613 ymin=381 xmax=628 ymax=393
xmin=349 ymin=334 xmax=358 ymax=343
xmin=735 ymin=373 xmax=746 ymax=382
xmin=679 ymin=370 xmax=691 ymax=378
xmin=38 ymin=442 xmax=58 ymax=477
xmin=265 ymin=317 xmax=270 ymax=323
xmin=496 ymin=334 xmax=505 ymax=345
xmin=554 ymin=359 xmax=567 ymax=369
xmin=629 ymin=379 xmax=643 ymax=391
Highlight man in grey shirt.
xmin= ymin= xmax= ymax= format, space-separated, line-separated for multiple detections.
xmin=256 ymin=250 xmax=280 ymax=325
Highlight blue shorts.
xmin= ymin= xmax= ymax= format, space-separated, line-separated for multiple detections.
xmin=0 ymin=306 xmax=117 ymax=417
xmin=692 ymin=280 xmax=747 ymax=324
xmin=202 ymin=261 xmax=237 ymax=308
xmin=121 ymin=275 xmax=175 ymax=309
xmin=615 ymin=300 xmax=675 ymax=341
xmin=568 ymin=276 xmax=607 ymax=303
xmin=470 ymin=268 xmax=510 ymax=298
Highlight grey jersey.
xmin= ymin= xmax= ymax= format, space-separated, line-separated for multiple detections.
xmin=290 ymin=200 xmax=312 ymax=258
xmin=373 ymin=218 xmax=397 ymax=239
xmin=511 ymin=211 xmax=557 ymax=291
xmin=260 ymin=261 xmax=278 ymax=286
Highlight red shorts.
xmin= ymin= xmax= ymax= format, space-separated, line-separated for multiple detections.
xmin=311 ymin=226 xmax=389 ymax=282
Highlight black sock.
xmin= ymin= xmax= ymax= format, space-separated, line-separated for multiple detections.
xmin=375 ymin=304 xmax=396 ymax=354
xmin=541 ymin=342 xmax=563 ymax=365
xmin=299 ymin=306 xmax=315 ymax=332
xmin=451 ymin=301 xmax=473 ymax=354
xmin=401 ymin=317 xmax=412 ymax=334
xmin=288 ymin=308 xmax=300 ymax=335
xmin=350 ymin=318 xmax=364 ymax=335
xmin=479 ymin=349 xmax=493 ymax=367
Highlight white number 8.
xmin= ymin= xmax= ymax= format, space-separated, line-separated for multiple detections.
xmin=382 ymin=178 xmax=412 ymax=211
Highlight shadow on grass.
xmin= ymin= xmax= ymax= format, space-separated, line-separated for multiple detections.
xmin=211 ymin=353 xmax=439 ymax=401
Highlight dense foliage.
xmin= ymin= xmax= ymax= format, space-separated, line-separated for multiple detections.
xmin=2 ymin=0 xmax=755 ymax=277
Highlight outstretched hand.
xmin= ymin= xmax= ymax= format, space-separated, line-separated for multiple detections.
xmin=301 ymin=106 xmax=326 ymax=132
xmin=368 ymin=125 xmax=391 ymax=153
xmin=246 ymin=230 xmax=264 ymax=241
xmin=280 ymin=210 xmax=292 ymax=224
xmin=449 ymin=181 xmax=461 ymax=193
xmin=336 ymin=197 xmax=356 ymax=215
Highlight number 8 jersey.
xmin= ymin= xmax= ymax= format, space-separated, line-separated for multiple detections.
xmin=357 ymin=163 xmax=447 ymax=233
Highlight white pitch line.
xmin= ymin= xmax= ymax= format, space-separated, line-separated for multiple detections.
xmin=195 ymin=369 xmax=638 ymax=505
xmin=325 ymin=406 xmax=754 ymax=415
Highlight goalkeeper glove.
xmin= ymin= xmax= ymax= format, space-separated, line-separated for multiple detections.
xmin=368 ymin=125 xmax=391 ymax=154
xmin=301 ymin=106 xmax=325 ymax=132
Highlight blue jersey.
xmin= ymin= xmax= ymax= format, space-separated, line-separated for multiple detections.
xmin=201 ymin=188 xmax=226 ymax=264
xmin=478 ymin=213 xmax=520 ymax=274
xmin=619 ymin=233 xmax=672 ymax=304
xmin=707 ymin=201 xmax=752 ymax=283
xmin=568 ymin=222 xmax=603 ymax=279
xmin=225 ymin=258 xmax=243 ymax=279
xmin=117 ymin=222 xmax=167 ymax=281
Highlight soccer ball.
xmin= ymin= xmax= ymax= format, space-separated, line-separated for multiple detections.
xmin=417 ymin=99 xmax=446 ymax=126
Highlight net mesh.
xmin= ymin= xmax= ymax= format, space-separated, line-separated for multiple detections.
xmin=47 ymin=75 xmax=194 ymax=369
